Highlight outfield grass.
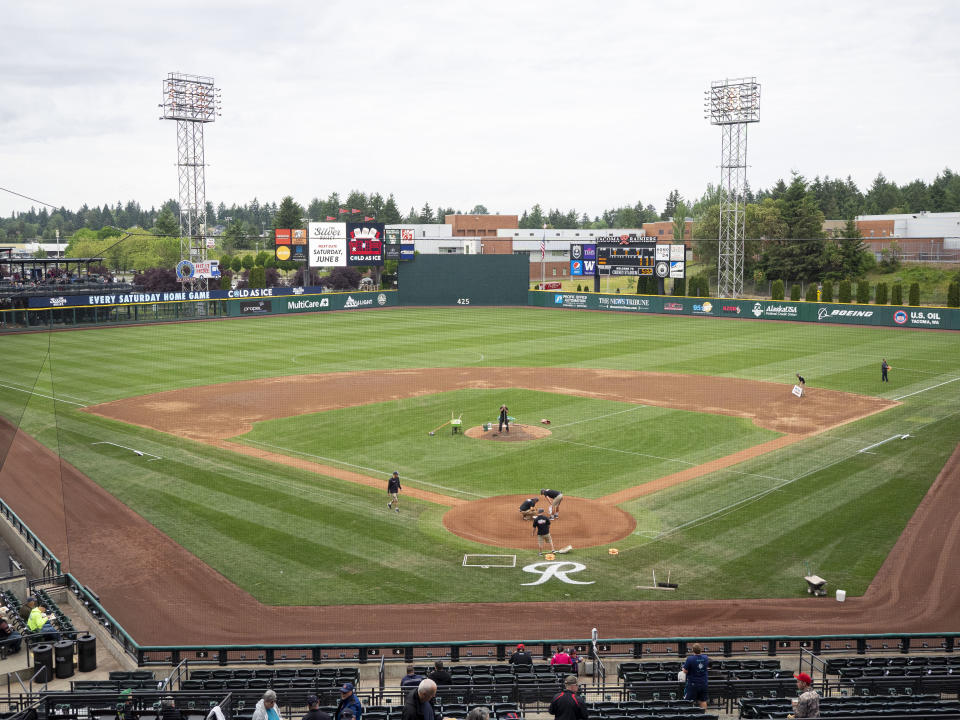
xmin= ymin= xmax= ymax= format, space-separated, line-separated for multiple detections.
xmin=1 ymin=307 xmax=958 ymax=606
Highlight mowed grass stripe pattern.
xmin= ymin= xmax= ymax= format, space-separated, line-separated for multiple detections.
xmin=233 ymin=389 xmax=780 ymax=499
xmin=1 ymin=307 xmax=958 ymax=606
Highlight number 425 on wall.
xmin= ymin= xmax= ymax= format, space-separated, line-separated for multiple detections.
xmin=456 ymin=298 xmax=471 ymax=305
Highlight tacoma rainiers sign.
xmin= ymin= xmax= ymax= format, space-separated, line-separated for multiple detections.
xmin=596 ymin=235 xmax=657 ymax=276
xmin=346 ymin=222 xmax=385 ymax=266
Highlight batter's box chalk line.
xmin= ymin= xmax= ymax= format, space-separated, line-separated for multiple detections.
xmin=462 ymin=554 xmax=517 ymax=569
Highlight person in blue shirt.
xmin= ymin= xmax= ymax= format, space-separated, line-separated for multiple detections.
xmin=681 ymin=643 xmax=710 ymax=709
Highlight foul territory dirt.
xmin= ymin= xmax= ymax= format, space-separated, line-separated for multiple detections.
xmin=4 ymin=367 xmax=955 ymax=647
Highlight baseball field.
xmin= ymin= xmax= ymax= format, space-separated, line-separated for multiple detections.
xmin=1 ymin=305 xmax=959 ymax=643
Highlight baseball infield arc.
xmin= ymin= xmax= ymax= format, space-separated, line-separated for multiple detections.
xmin=442 ymin=495 xmax=636 ymax=549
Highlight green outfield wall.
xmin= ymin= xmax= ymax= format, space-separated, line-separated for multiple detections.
xmin=0 ymin=289 xmax=398 ymax=330
xmin=399 ymin=255 xmax=529 ymax=306
xmin=529 ymin=290 xmax=960 ymax=330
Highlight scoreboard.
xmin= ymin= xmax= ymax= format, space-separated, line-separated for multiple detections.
xmin=596 ymin=235 xmax=658 ymax=276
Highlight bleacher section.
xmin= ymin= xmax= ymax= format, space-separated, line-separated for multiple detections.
xmin=740 ymin=694 xmax=960 ymax=719
xmin=826 ymin=655 xmax=960 ymax=696
xmin=618 ymin=660 xmax=794 ymax=704
xmin=408 ymin=662 xmax=574 ymax=705
xmin=587 ymin=699 xmax=718 ymax=720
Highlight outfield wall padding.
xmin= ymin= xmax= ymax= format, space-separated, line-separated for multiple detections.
xmin=529 ymin=290 xmax=960 ymax=330
xmin=400 ymin=255 xmax=528 ymax=306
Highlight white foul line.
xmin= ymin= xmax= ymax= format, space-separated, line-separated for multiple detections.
xmin=91 ymin=441 xmax=162 ymax=461
xmin=242 ymin=439 xmax=484 ymax=498
xmin=0 ymin=382 xmax=86 ymax=407
xmin=892 ymin=377 xmax=960 ymax=401
xmin=551 ymin=405 xmax=644 ymax=428
xmin=858 ymin=434 xmax=910 ymax=454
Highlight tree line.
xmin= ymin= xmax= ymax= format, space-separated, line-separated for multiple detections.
xmin=2 ymin=167 xmax=958 ymax=254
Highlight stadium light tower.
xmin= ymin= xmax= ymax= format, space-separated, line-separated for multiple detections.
xmin=160 ymin=72 xmax=221 ymax=289
xmin=705 ymin=77 xmax=760 ymax=298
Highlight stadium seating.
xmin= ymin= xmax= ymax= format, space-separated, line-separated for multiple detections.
xmin=824 ymin=655 xmax=960 ymax=696
xmin=739 ymin=693 xmax=960 ymax=719
xmin=1 ymin=588 xmax=77 ymax=644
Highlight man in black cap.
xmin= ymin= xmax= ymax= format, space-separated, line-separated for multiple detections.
xmin=508 ymin=643 xmax=533 ymax=666
xmin=302 ymin=695 xmax=330 ymax=720
xmin=548 ymin=676 xmax=586 ymax=720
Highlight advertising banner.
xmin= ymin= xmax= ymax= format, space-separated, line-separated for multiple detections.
xmin=240 ymin=300 xmax=272 ymax=314
xmin=275 ymin=228 xmax=292 ymax=262
xmin=346 ymin=222 xmax=385 ymax=266
xmin=175 ymin=259 xmax=220 ymax=281
xmin=527 ymin=291 xmax=960 ymax=330
xmin=384 ymin=228 xmax=401 ymax=261
xmin=308 ymin=222 xmax=347 ymax=267
xmin=291 ymin=228 xmax=308 ymax=263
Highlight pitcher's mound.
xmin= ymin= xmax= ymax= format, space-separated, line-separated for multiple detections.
xmin=464 ymin=424 xmax=551 ymax=442
xmin=443 ymin=495 xmax=635 ymax=549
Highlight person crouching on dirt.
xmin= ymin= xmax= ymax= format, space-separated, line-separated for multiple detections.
xmin=499 ymin=404 xmax=510 ymax=433
xmin=519 ymin=497 xmax=539 ymax=520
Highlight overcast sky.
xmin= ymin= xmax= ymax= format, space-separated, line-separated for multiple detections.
xmin=2 ymin=0 xmax=958 ymax=219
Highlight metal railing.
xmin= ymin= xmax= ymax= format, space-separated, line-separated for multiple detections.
xmin=0 ymin=499 xmax=61 ymax=576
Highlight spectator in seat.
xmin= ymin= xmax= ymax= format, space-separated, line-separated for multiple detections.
xmin=402 ymin=678 xmax=437 ymax=720
xmin=336 ymin=682 xmax=363 ymax=720
xmin=428 ymin=661 xmax=452 ymax=686
xmin=551 ymin=647 xmax=572 ymax=667
xmin=0 ymin=615 xmax=22 ymax=655
xmin=568 ymin=649 xmax=580 ymax=675
xmin=116 ymin=689 xmax=135 ymax=720
xmin=790 ymin=673 xmax=820 ymax=718
xmin=25 ymin=597 xmax=60 ymax=641
xmin=303 ymin=695 xmax=331 ymax=720
xmin=161 ymin=696 xmax=182 ymax=720
xmin=466 ymin=709 xmax=489 ymax=720
xmin=509 ymin=643 xmax=533 ymax=666
xmin=401 ymin=665 xmax=424 ymax=689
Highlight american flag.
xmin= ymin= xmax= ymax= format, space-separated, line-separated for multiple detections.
xmin=540 ymin=239 xmax=545 ymax=260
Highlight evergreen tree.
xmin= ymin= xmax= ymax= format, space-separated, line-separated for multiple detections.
xmin=153 ymin=208 xmax=180 ymax=237
xmin=274 ymin=196 xmax=304 ymax=230
xmin=381 ymin=194 xmax=402 ymax=224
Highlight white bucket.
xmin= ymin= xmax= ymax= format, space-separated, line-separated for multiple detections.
xmin=836 ymin=589 xmax=846 ymax=602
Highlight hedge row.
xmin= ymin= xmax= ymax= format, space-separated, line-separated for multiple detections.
xmin=778 ymin=280 xmax=933 ymax=306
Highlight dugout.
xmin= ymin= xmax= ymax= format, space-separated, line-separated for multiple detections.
xmin=399 ymin=254 xmax=528 ymax=306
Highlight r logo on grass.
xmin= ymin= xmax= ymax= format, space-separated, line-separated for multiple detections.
xmin=521 ymin=561 xmax=595 ymax=586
